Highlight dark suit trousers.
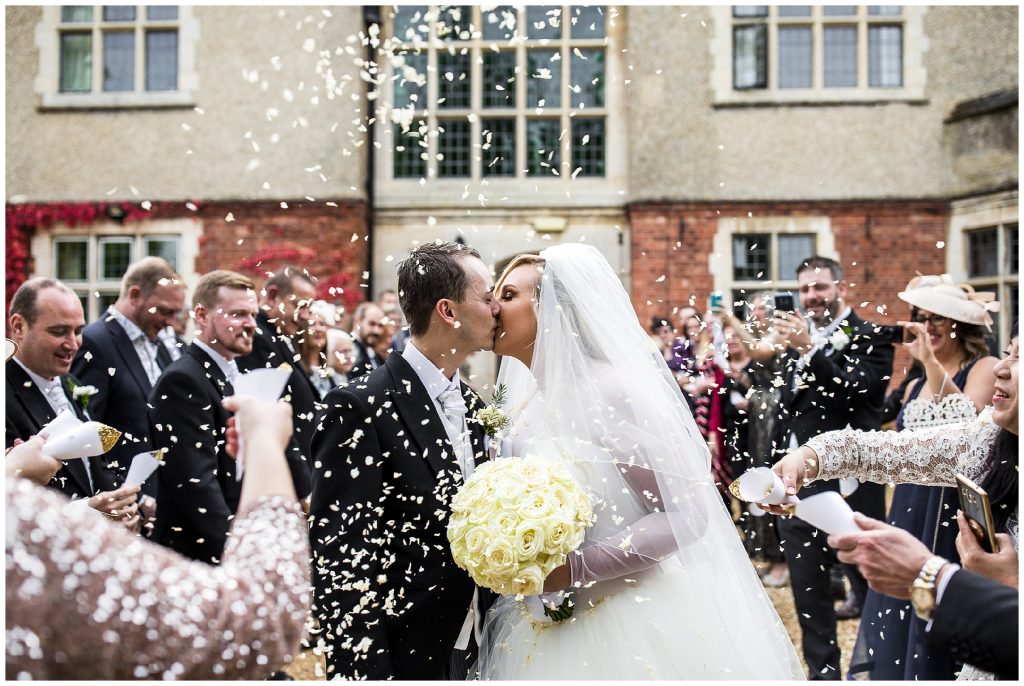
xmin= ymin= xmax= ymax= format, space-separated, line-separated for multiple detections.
xmin=778 ymin=480 xmax=885 ymax=679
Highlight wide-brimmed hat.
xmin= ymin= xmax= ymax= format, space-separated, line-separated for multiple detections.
xmin=4 ymin=338 xmax=16 ymax=362
xmin=897 ymin=274 xmax=999 ymax=329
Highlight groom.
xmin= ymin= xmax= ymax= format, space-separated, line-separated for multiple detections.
xmin=309 ymin=241 xmax=499 ymax=680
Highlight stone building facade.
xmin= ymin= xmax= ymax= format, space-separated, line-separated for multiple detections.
xmin=7 ymin=5 xmax=1018 ymax=384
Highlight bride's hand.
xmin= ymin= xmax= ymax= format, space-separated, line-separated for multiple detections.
xmin=762 ymin=446 xmax=820 ymax=515
xmin=543 ymin=563 xmax=571 ymax=593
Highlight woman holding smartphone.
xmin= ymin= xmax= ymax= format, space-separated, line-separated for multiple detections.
xmin=767 ymin=324 xmax=1017 ymax=681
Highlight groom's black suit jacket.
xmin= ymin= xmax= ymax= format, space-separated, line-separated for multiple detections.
xmin=309 ymin=353 xmax=489 ymax=680
xmin=5 ymin=359 xmax=119 ymax=499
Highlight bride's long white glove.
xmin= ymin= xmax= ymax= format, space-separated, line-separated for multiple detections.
xmin=557 ymin=463 xmax=709 ymax=590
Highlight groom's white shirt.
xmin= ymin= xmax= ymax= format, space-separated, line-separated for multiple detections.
xmin=401 ymin=341 xmax=481 ymax=650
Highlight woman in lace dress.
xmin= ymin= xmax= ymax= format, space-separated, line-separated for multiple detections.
xmin=6 ymin=397 xmax=311 ymax=680
xmin=843 ymin=276 xmax=999 ymax=679
xmin=475 ymin=246 xmax=804 ymax=680
xmin=768 ymin=327 xmax=1017 ymax=681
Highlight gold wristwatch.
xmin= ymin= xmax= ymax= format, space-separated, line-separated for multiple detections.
xmin=910 ymin=555 xmax=947 ymax=621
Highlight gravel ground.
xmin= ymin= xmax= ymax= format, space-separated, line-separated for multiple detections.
xmin=283 ymin=575 xmax=861 ymax=680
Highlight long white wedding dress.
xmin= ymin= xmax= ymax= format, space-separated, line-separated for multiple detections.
xmin=475 ymin=244 xmax=804 ymax=680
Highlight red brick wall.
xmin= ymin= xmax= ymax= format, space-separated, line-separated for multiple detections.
xmin=628 ymin=200 xmax=950 ymax=386
xmin=194 ymin=199 xmax=370 ymax=312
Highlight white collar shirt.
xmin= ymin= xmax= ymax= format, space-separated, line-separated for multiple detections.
xmin=401 ymin=341 xmax=473 ymax=477
xmin=13 ymin=357 xmax=93 ymax=490
xmin=106 ymin=306 xmax=161 ymax=385
xmin=192 ymin=339 xmax=240 ymax=386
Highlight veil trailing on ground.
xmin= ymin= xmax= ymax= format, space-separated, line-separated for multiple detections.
xmin=484 ymin=242 xmax=802 ymax=679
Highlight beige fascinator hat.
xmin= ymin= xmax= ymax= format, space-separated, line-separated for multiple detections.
xmin=4 ymin=338 xmax=16 ymax=362
xmin=897 ymin=274 xmax=999 ymax=329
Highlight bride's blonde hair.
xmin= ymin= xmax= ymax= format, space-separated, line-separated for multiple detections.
xmin=496 ymin=254 xmax=545 ymax=295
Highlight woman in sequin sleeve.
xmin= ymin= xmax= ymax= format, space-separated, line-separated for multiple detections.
xmin=6 ymin=396 xmax=311 ymax=680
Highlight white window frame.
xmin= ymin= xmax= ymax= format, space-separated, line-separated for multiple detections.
xmin=375 ymin=5 xmax=626 ymax=209
xmin=711 ymin=215 xmax=837 ymax=303
xmin=947 ymin=191 xmax=1019 ymax=349
xmin=35 ymin=5 xmax=200 ymax=109
xmin=710 ymin=5 xmax=927 ymax=106
xmin=31 ymin=218 xmax=200 ymax=322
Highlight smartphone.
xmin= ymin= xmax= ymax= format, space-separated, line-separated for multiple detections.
xmin=732 ymin=302 xmax=747 ymax=320
xmin=877 ymin=324 xmax=906 ymax=344
xmin=955 ymin=473 xmax=999 ymax=553
xmin=773 ymin=292 xmax=796 ymax=313
xmin=708 ymin=292 xmax=724 ymax=311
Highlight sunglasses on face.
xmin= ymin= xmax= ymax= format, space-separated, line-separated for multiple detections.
xmin=912 ymin=314 xmax=951 ymax=326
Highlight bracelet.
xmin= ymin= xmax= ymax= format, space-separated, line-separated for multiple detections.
xmin=803 ymin=450 xmax=818 ymax=483
xmin=934 ymin=371 xmax=949 ymax=401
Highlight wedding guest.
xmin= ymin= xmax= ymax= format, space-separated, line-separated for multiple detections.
xmin=666 ymin=307 xmax=700 ymax=384
xmin=725 ymin=293 xmax=790 ymax=586
xmin=844 ymin=275 xmax=998 ymax=680
xmin=349 ymin=301 xmax=385 ymax=379
xmin=649 ymin=316 xmax=674 ymax=361
xmin=300 ymin=301 xmax=335 ymax=400
xmin=827 ymin=512 xmax=1017 ymax=680
xmin=376 ymin=308 xmax=401 ymax=360
xmin=771 ymin=325 xmax=1017 ymax=680
xmin=673 ymin=310 xmax=726 ymax=495
xmin=771 ymin=255 xmax=893 ymax=679
xmin=325 ymin=328 xmax=355 ymax=388
xmin=6 ymin=395 xmax=310 ymax=680
xmin=72 ymin=257 xmax=186 ymax=516
xmin=6 ymin=278 xmax=139 ymax=528
xmin=235 ymin=265 xmax=317 ymax=500
xmin=379 ymin=289 xmax=411 ymax=355
xmin=148 ymin=270 xmax=259 ymax=564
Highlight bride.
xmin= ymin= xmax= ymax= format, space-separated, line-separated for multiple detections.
xmin=475 ymin=243 xmax=803 ymax=680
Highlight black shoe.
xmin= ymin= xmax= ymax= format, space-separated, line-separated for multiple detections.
xmin=829 ymin=569 xmax=847 ymax=601
xmin=835 ymin=596 xmax=861 ymax=620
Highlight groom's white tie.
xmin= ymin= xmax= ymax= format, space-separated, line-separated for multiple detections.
xmin=437 ymin=385 xmax=474 ymax=480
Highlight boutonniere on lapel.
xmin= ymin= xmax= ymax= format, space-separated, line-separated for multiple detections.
xmin=829 ymin=326 xmax=854 ymax=353
xmin=474 ymin=383 xmax=510 ymax=438
xmin=68 ymin=380 xmax=99 ymax=412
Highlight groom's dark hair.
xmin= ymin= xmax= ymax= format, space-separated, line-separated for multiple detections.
xmin=397 ymin=241 xmax=482 ymax=337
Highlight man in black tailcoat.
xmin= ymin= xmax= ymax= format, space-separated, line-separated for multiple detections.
xmin=310 ymin=242 xmax=499 ymax=680
xmin=773 ymin=255 xmax=894 ymax=680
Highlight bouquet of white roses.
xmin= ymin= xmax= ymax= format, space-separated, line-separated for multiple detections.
xmin=447 ymin=455 xmax=593 ymax=598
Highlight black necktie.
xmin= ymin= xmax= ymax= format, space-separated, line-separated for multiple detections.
xmin=155 ymin=342 xmax=173 ymax=371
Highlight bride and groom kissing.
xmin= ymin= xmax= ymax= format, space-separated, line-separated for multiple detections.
xmin=309 ymin=241 xmax=804 ymax=680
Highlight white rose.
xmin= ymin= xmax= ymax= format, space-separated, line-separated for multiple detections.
xmin=482 ymin=539 xmax=518 ymax=578
xmin=72 ymin=384 xmax=98 ymax=399
xmin=513 ymin=520 xmax=546 ymax=560
xmin=463 ymin=527 xmax=489 ymax=557
xmin=512 ymin=563 xmax=546 ymax=597
xmin=521 ymin=492 xmax=557 ymax=520
xmin=829 ymin=329 xmax=851 ymax=351
xmin=493 ymin=510 xmax=520 ymax=538
xmin=544 ymin=518 xmax=573 ymax=552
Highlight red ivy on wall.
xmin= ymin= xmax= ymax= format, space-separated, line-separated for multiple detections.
xmin=233 ymin=243 xmax=364 ymax=311
xmin=5 ymin=201 xmax=161 ymax=312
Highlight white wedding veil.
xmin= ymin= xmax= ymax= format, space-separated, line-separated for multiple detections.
xmin=488 ymin=243 xmax=802 ymax=678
